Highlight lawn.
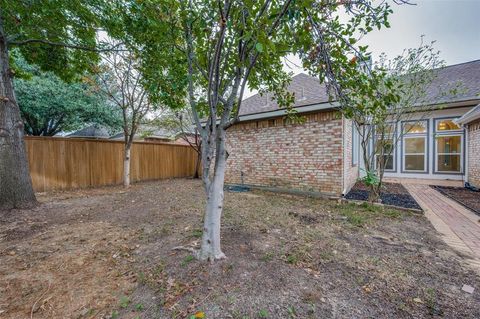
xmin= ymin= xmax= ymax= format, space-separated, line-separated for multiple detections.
xmin=0 ymin=179 xmax=478 ymax=318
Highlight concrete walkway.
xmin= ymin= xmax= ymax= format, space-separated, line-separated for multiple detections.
xmin=403 ymin=183 xmax=480 ymax=271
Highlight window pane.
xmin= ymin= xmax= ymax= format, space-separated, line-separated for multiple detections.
xmin=437 ymin=136 xmax=461 ymax=154
xmin=375 ymin=138 xmax=394 ymax=154
xmin=405 ymin=155 xmax=425 ymax=171
xmin=377 ymin=155 xmax=394 ymax=170
xmin=437 ymin=155 xmax=461 ymax=172
xmin=437 ymin=119 xmax=460 ymax=131
xmin=376 ymin=124 xmax=395 ymax=135
xmin=405 ymin=137 xmax=425 ymax=154
xmin=404 ymin=122 xmax=427 ymax=134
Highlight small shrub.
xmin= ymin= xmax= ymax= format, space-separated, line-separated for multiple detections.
xmin=135 ymin=303 xmax=144 ymax=311
xmin=119 ymin=295 xmax=130 ymax=308
xmin=181 ymin=255 xmax=195 ymax=267
xmin=258 ymin=309 xmax=269 ymax=318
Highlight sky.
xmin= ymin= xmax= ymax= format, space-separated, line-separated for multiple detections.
xmin=246 ymin=0 xmax=480 ymax=97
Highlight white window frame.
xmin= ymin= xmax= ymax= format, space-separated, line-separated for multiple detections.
xmin=374 ymin=135 xmax=395 ymax=172
xmin=403 ymin=135 xmax=428 ymax=173
xmin=402 ymin=120 xmax=428 ymax=173
xmin=434 ymin=134 xmax=463 ymax=173
xmin=433 ymin=118 xmax=464 ymax=174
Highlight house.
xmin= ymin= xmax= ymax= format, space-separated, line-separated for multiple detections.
xmin=225 ymin=60 xmax=480 ymax=197
xmin=457 ymin=103 xmax=480 ymax=188
xmin=109 ymin=126 xmax=197 ymax=145
xmin=66 ymin=124 xmax=110 ymax=139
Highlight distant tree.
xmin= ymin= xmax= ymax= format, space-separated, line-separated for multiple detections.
xmin=157 ymin=108 xmax=202 ymax=179
xmin=0 ymin=0 xmax=117 ymax=209
xmin=94 ymin=46 xmax=157 ymax=187
xmin=14 ymin=55 xmax=121 ymax=136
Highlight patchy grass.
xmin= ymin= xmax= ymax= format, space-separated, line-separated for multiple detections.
xmin=0 ymin=179 xmax=478 ymax=318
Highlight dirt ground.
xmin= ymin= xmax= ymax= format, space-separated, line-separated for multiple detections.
xmin=0 ymin=179 xmax=479 ymax=319
xmin=432 ymin=186 xmax=480 ymax=215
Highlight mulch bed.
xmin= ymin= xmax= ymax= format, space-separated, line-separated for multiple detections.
xmin=431 ymin=185 xmax=480 ymax=215
xmin=346 ymin=182 xmax=422 ymax=210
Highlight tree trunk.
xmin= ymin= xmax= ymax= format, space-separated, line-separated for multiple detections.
xmin=193 ymin=151 xmax=201 ymax=179
xmin=0 ymin=19 xmax=37 ymax=210
xmin=198 ymin=132 xmax=227 ymax=261
xmin=123 ymin=144 xmax=131 ymax=187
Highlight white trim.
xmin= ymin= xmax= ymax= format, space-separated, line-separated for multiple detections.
xmin=238 ymin=102 xmax=338 ymax=122
xmin=403 ymin=135 xmax=428 ymax=173
xmin=434 ymin=134 xmax=463 ymax=173
xmin=456 ymin=104 xmax=480 ymax=125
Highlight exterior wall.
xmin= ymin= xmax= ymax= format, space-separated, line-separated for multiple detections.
xmin=225 ymin=111 xmax=344 ymax=196
xmin=467 ymin=119 xmax=480 ymax=187
xmin=343 ymin=118 xmax=359 ymax=194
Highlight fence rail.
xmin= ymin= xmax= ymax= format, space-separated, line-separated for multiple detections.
xmin=24 ymin=136 xmax=198 ymax=192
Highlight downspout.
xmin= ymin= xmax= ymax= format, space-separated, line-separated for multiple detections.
xmin=464 ymin=124 xmax=469 ymax=185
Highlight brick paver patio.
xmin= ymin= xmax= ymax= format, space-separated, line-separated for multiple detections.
xmin=404 ymin=183 xmax=480 ymax=271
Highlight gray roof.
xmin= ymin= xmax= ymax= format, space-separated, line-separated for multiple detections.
xmin=239 ymin=59 xmax=480 ymax=117
xmin=67 ymin=125 xmax=110 ymax=138
xmin=240 ymin=73 xmax=330 ymax=116
xmin=422 ymin=59 xmax=480 ymax=105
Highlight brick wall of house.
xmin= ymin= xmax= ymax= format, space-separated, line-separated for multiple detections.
xmin=225 ymin=111 xmax=344 ymax=195
xmin=468 ymin=119 xmax=480 ymax=187
xmin=343 ymin=118 xmax=359 ymax=194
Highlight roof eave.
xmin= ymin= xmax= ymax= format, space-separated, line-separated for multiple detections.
xmin=237 ymin=101 xmax=339 ymax=122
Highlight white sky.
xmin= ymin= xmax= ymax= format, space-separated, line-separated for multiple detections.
xmin=245 ymin=0 xmax=480 ymax=97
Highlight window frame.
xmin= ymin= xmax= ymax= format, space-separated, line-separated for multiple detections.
xmin=352 ymin=124 xmax=359 ymax=166
xmin=433 ymin=117 xmax=464 ymax=174
xmin=373 ymin=123 xmax=396 ymax=172
xmin=401 ymin=120 xmax=429 ymax=174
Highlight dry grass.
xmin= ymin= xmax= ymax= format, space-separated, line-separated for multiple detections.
xmin=0 ymin=179 xmax=478 ymax=318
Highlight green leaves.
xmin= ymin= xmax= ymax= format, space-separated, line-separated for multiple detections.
xmin=255 ymin=42 xmax=264 ymax=53
xmin=14 ymin=55 xmax=121 ymax=136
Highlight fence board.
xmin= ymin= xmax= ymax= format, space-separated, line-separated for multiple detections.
xmin=24 ymin=136 xmax=197 ymax=192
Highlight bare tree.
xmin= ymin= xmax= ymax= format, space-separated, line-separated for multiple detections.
xmin=157 ymin=109 xmax=202 ymax=179
xmin=95 ymin=48 xmax=155 ymax=187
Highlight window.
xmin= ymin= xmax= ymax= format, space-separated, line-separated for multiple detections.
xmin=404 ymin=137 xmax=427 ymax=171
xmin=434 ymin=118 xmax=463 ymax=173
xmin=403 ymin=122 xmax=427 ymax=134
xmin=402 ymin=121 xmax=427 ymax=172
xmin=374 ymin=124 xmax=395 ymax=171
xmin=436 ymin=119 xmax=461 ymax=132
xmin=436 ymin=136 xmax=461 ymax=172
xmin=352 ymin=125 xmax=359 ymax=166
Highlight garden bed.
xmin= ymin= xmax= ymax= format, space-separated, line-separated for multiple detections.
xmin=1 ymin=179 xmax=478 ymax=318
xmin=431 ymin=185 xmax=480 ymax=215
xmin=345 ymin=181 xmax=422 ymax=210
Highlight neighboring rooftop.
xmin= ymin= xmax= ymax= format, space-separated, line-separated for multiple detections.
xmin=67 ymin=125 xmax=110 ymax=139
xmin=240 ymin=59 xmax=480 ymax=117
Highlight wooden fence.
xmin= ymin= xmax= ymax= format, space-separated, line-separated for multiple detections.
xmin=24 ymin=136 xmax=198 ymax=192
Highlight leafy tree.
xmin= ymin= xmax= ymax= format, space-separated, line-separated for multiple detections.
xmin=163 ymin=0 xmax=396 ymax=261
xmin=14 ymin=55 xmax=121 ymax=136
xmin=0 ymin=0 xmax=116 ymax=209
xmin=352 ymin=42 xmax=448 ymax=202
